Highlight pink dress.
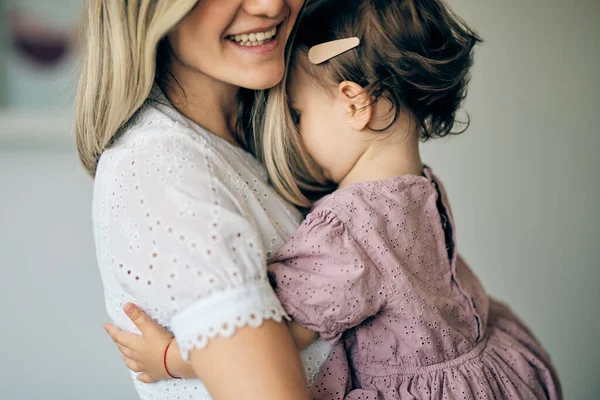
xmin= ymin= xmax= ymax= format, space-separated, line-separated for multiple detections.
xmin=268 ymin=168 xmax=561 ymax=399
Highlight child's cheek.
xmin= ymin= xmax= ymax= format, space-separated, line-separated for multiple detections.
xmin=302 ymin=124 xmax=325 ymax=169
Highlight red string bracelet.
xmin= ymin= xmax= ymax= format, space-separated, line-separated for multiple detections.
xmin=163 ymin=341 xmax=181 ymax=380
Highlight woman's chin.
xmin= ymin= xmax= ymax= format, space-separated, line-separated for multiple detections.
xmin=237 ymin=68 xmax=285 ymax=90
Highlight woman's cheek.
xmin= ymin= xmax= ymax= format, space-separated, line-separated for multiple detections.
xmin=283 ymin=1 xmax=306 ymax=43
xmin=289 ymin=0 xmax=306 ymax=20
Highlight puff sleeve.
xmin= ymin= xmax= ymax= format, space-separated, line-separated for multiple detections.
xmin=268 ymin=210 xmax=387 ymax=343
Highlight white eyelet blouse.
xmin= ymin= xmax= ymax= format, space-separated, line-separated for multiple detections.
xmin=92 ymin=98 xmax=332 ymax=399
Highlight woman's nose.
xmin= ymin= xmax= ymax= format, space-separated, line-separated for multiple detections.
xmin=243 ymin=0 xmax=287 ymax=19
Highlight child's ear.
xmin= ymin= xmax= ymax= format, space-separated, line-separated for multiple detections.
xmin=338 ymin=81 xmax=373 ymax=131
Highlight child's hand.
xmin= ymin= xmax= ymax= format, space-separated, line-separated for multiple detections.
xmin=104 ymin=303 xmax=186 ymax=383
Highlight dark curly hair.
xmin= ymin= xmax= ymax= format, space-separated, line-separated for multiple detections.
xmin=293 ymin=0 xmax=482 ymax=140
xmin=255 ymin=0 xmax=482 ymax=207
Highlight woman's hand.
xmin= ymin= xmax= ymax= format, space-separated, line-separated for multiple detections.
xmin=104 ymin=303 xmax=195 ymax=383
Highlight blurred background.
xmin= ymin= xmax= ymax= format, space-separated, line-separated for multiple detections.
xmin=0 ymin=0 xmax=598 ymax=399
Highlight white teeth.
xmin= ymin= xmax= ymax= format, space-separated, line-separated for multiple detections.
xmin=228 ymin=26 xmax=278 ymax=46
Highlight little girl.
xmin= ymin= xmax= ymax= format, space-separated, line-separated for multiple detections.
xmin=107 ymin=0 xmax=562 ymax=398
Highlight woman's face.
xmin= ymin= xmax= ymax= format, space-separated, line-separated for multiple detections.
xmin=168 ymin=0 xmax=304 ymax=90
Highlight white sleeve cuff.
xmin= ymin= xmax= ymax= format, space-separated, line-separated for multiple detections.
xmin=171 ymin=279 xmax=289 ymax=362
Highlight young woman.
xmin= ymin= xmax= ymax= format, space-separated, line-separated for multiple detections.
xmin=77 ymin=1 xmax=331 ymax=399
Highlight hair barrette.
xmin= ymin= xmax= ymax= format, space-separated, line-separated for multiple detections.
xmin=308 ymin=37 xmax=360 ymax=65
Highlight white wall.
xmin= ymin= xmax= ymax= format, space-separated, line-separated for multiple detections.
xmin=0 ymin=0 xmax=598 ymax=399
xmin=0 ymin=148 xmax=137 ymax=399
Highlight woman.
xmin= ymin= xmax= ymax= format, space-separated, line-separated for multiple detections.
xmin=76 ymin=1 xmax=331 ymax=399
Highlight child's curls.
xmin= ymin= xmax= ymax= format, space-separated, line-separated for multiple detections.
xmin=256 ymin=0 xmax=482 ymax=207
xmin=295 ymin=0 xmax=483 ymax=140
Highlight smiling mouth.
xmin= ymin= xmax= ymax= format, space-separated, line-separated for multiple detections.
xmin=226 ymin=25 xmax=278 ymax=47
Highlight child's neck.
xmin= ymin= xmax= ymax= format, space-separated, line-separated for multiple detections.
xmin=338 ymin=121 xmax=423 ymax=189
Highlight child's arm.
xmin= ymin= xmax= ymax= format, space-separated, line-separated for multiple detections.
xmin=104 ymin=304 xmax=196 ymax=383
xmin=106 ymin=304 xmax=318 ymax=383
xmin=287 ymin=321 xmax=319 ymax=350
xmin=267 ymin=211 xmax=387 ymax=346
xmin=104 ymin=304 xmax=195 ymax=382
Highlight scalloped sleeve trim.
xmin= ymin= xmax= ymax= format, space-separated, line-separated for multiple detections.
xmin=171 ymin=279 xmax=290 ymax=362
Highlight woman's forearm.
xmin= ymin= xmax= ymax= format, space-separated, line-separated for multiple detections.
xmin=168 ymin=321 xmax=318 ymax=381
xmin=188 ymin=319 xmax=310 ymax=400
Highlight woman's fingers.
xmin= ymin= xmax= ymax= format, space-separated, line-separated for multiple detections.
xmin=123 ymin=303 xmax=155 ymax=334
xmin=123 ymin=355 xmax=142 ymax=373
xmin=137 ymin=373 xmax=156 ymax=384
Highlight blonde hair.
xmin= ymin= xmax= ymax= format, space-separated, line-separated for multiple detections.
xmin=76 ymin=0 xmax=198 ymax=175
xmin=254 ymin=64 xmax=333 ymax=208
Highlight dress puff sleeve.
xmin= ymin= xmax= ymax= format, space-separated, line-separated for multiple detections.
xmin=268 ymin=210 xmax=387 ymax=343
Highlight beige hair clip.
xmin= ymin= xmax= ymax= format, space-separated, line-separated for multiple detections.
xmin=308 ymin=37 xmax=361 ymax=65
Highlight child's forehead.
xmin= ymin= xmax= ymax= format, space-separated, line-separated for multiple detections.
xmin=287 ymin=59 xmax=337 ymax=99
xmin=288 ymin=50 xmax=322 ymax=86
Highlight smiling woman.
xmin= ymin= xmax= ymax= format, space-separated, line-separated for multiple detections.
xmin=76 ymin=1 xmax=323 ymax=400
xmin=164 ymin=0 xmax=296 ymax=94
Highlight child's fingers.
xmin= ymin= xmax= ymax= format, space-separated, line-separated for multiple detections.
xmin=137 ymin=373 xmax=156 ymax=384
xmin=104 ymin=322 xmax=142 ymax=348
xmin=115 ymin=330 xmax=142 ymax=348
xmin=123 ymin=303 xmax=155 ymax=334
xmin=122 ymin=355 xmax=142 ymax=373
xmin=103 ymin=322 xmax=120 ymax=342
xmin=115 ymin=342 xmax=134 ymax=358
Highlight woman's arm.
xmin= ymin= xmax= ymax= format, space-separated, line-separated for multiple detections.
xmin=108 ymin=282 xmax=310 ymax=399
xmin=107 ymin=305 xmax=310 ymax=399
xmin=189 ymin=320 xmax=309 ymax=400
xmin=107 ymin=304 xmax=317 ymax=383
